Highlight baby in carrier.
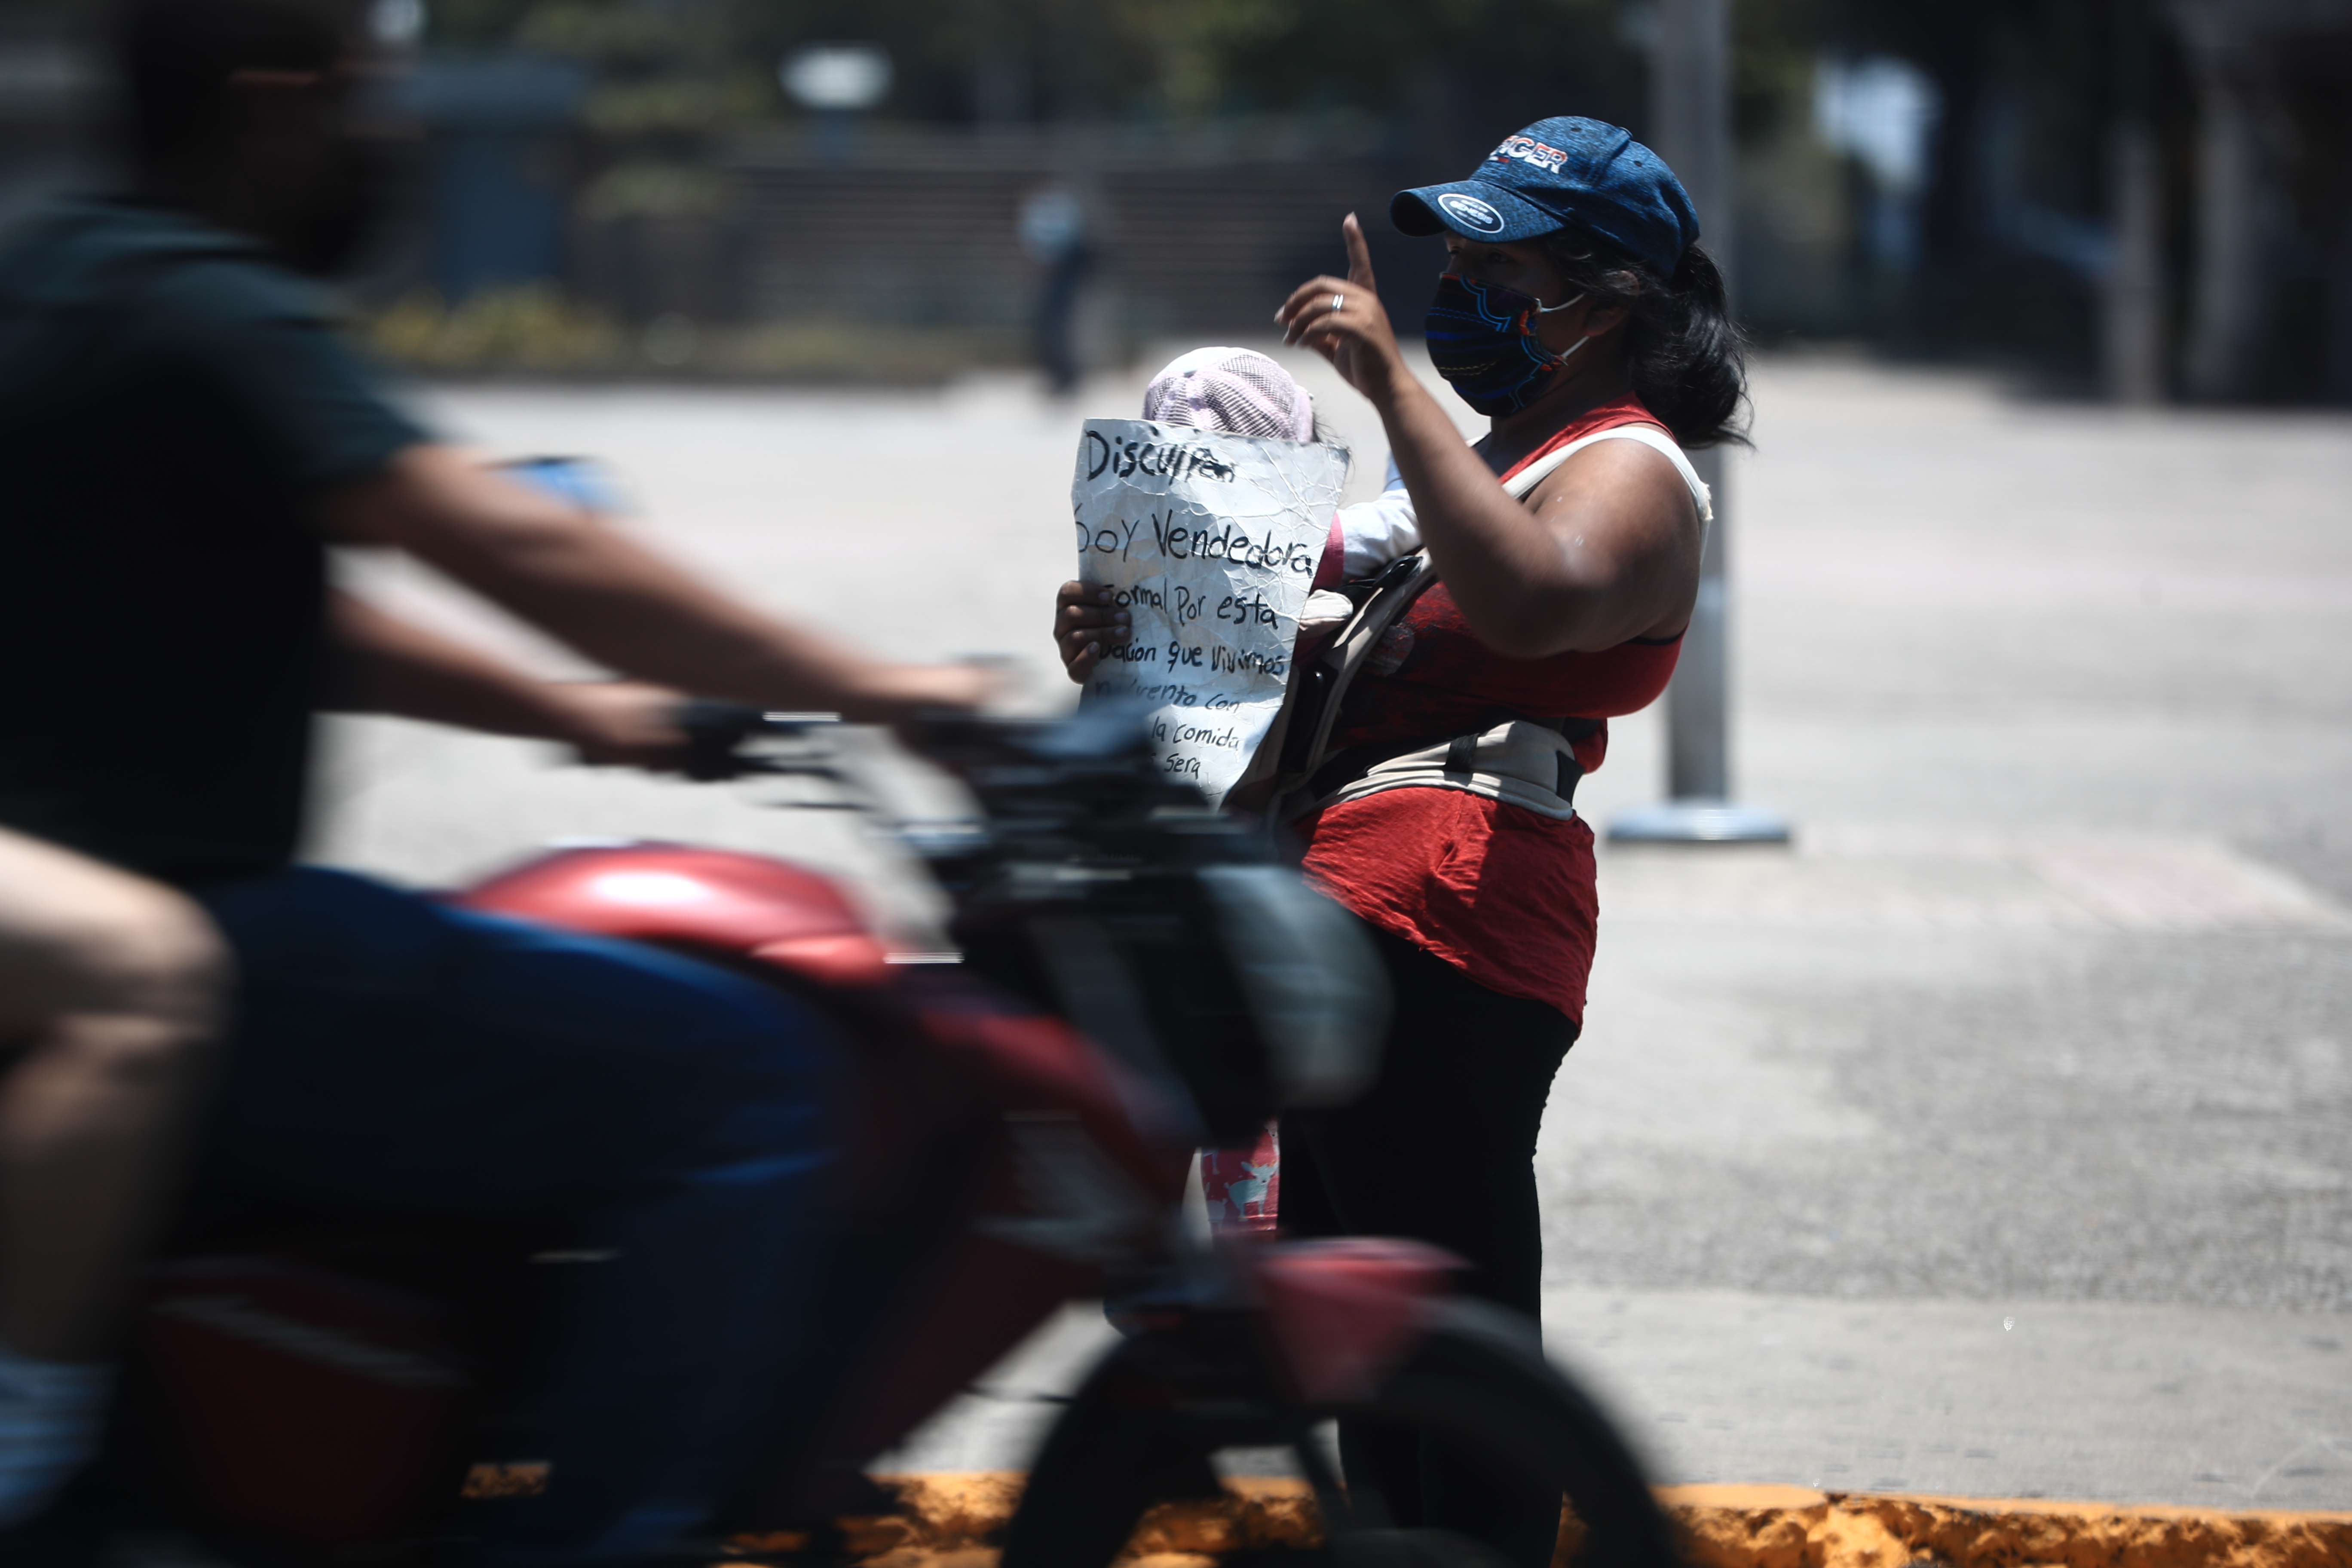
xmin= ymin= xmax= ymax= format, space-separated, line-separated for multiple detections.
xmin=1133 ymin=345 xmax=1339 ymax=1234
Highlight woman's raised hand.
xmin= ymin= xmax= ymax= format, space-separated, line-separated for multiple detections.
xmin=1276 ymin=213 xmax=1403 ymax=400
xmin=1054 ymin=579 xmax=1129 ymax=684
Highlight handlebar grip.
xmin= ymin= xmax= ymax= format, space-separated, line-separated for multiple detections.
xmin=677 ymin=699 xmax=767 ymax=782
xmin=676 ymin=701 xmax=844 ymax=781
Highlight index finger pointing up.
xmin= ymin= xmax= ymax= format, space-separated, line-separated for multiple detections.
xmin=1343 ymin=212 xmax=1377 ymax=289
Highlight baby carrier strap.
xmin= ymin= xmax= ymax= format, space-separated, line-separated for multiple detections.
xmin=1302 ymin=714 xmax=1602 ymax=822
xmin=1223 ymin=548 xmax=1437 ymax=818
xmin=1225 ymin=429 xmax=1678 ymax=822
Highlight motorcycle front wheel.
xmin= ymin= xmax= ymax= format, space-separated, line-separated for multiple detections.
xmin=998 ymin=1297 xmax=1684 ymax=1568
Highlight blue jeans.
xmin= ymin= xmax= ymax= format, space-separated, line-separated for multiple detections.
xmin=194 ymin=868 xmax=836 ymax=1565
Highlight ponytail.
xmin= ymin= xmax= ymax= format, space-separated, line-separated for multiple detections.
xmin=1538 ymin=231 xmax=1750 ymax=450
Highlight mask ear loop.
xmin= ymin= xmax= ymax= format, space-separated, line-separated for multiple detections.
xmin=1533 ymin=290 xmax=1593 ymax=367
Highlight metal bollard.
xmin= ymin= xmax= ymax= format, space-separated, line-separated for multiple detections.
xmin=1608 ymin=0 xmax=1788 ymax=846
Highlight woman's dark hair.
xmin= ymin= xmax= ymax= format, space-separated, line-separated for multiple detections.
xmin=1539 ymin=229 xmax=1749 ymax=449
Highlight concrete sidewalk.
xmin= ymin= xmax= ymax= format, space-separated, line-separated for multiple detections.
xmin=1543 ymin=1288 xmax=2350 ymax=1510
xmin=869 ymin=1286 xmax=2350 ymax=1512
xmin=309 ymin=351 xmax=2352 ymax=1509
xmin=1523 ymin=358 xmax=2352 ymax=1508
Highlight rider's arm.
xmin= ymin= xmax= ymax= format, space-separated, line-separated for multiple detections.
xmin=325 ymin=592 xmax=686 ymax=766
xmin=322 ymin=447 xmax=989 ymax=723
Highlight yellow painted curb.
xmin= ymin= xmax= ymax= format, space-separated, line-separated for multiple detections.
xmin=778 ymin=1473 xmax=2352 ymax=1568
xmin=1657 ymin=1485 xmax=2352 ymax=1568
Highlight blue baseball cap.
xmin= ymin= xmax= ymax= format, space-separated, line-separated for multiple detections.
xmin=1391 ymin=116 xmax=1700 ymax=278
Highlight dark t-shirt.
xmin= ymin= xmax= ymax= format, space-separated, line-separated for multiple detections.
xmin=0 ymin=200 xmax=425 ymax=882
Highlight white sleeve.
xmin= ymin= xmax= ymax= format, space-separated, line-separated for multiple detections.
xmin=1334 ymin=453 xmax=1420 ymax=579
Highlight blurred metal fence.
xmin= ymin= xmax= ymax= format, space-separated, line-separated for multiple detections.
xmin=607 ymin=122 xmax=1403 ymax=342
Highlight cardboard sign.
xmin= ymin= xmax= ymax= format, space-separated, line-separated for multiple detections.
xmin=1072 ymin=419 xmax=1349 ymax=805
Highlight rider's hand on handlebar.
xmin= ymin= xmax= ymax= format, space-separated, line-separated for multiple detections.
xmin=1054 ymin=580 xmax=1128 ymax=686
xmin=858 ymin=662 xmax=1003 ymax=721
xmin=856 ymin=668 xmax=1011 ymax=747
xmin=552 ymin=680 xmax=696 ymax=769
xmin=564 ymin=666 xmax=999 ymax=777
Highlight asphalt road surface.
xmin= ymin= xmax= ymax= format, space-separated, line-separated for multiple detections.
xmin=310 ymin=349 xmax=2352 ymax=1511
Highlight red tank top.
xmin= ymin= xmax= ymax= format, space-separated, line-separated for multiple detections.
xmin=1299 ymin=393 xmax=1688 ymax=1022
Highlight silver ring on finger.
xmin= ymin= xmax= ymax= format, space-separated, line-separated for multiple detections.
xmin=1329 ymin=292 xmax=1344 ymax=314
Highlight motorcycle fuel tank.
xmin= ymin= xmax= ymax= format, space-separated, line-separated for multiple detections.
xmin=458 ymin=844 xmax=893 ymax=986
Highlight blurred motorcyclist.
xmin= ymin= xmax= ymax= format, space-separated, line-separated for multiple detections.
xmin=0 ymin=0 xmax=986 ymax=1556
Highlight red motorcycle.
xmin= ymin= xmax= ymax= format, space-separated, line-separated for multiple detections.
xmin=77 ymin=707 xmax=1683 ymax=1568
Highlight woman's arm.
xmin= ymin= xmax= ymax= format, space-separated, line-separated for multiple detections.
xmin=1276 ymin=217 xmax=1699 ymax=657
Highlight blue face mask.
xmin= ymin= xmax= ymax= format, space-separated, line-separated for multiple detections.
xmin=1422 ymin=273 xmax=1590 ymax=416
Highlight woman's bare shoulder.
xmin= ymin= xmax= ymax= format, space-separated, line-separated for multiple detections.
xmin=1525 ymin=429 xmax=1697 ymax=529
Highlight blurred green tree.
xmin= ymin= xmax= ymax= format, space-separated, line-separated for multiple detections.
xmin=423 ymin=0 xmax=1651 ymax=136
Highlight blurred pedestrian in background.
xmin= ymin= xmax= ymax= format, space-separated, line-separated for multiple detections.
xmin=1019 ymin=183 xmax=1091 ymax=395
xmin=0 ymin=0 xmax=984 ymax=1557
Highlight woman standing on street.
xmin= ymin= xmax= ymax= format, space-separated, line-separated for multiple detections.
xmin=1061 ymin=116 xmax=1745 ymax=1565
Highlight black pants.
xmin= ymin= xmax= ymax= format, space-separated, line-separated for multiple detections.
xmin=1280 ymin=927 xmax=1577 ymax=1568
